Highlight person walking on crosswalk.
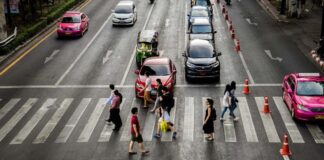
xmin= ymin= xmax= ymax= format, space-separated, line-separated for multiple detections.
xmin=140 ymin=72 xmax=154 ymax=109
xmin=220 ymin=84 xmax=231 ymax=121
xmin=128 ymin=107 xmax=149 ymax=155
xmin=154 ymin=107 xmax=177 ymax=139
xmin=150 ymin=78 xmax=168 ymax=113
xmin=109 ymin=90 xmax=123 ymax=131
xmin=229 ymin=81 xmax=239 ymax=121
xmin=203 ymin=98 xmax=215 ymax=141
xmin=105 ymin=84 xmax=116 ymax=124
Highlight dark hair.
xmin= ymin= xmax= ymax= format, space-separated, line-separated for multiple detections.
xmin=131 ymin=107 xmax=138 ymax=114
xmin=145 ymin=72 xmax=150 ymax=77
xmin=230 ymin=81 xmax=236 ymax=90
xmin=224 ymin=84 xmax=231 ymax=95
xmin=207 ymin=98 xmax=214 ymax=107
xmin=114 ymin=90 xmax=123 ymax=103
xmin=109 ymin=84 xmax=115 ymax=90
xmin=156 ymin=78 xmax=162 ymax=85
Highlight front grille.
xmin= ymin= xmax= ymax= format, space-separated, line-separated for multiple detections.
xmin=118 ymin=18 xmax=128 ymax=20
xmin=311 ymin=108 xmax=324 ymax=113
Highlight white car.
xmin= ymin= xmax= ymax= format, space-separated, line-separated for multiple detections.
xmin=112 ymin=1 xmax=137 ymax=26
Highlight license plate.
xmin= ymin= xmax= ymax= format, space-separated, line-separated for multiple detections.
xmin=65 ymin=32 xmax=72 ymax=35
xmin=315 ymin=115 xmax=324 ymax=120
xmin=199 ymin=71 xmax=207 ymax=75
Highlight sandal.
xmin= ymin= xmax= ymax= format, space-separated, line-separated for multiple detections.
xmin=141 ymin=150 xmax=149 ymax=155
xmin=128 ymin=151 xmax=137 ymax=155
xmin=206 ymin=137 xmax=214 ymax=141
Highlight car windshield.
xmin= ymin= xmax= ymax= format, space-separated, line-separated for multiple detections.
xmin=137 ymin=43 xmax=152 ymax=50
xmin=189 ymin=44 xmax=213 ymax=58
xmin=196 ymin=1 xmax=208 ymax=6
xmin=115 ymin=5 xmax=132 ymax=13
xmin=192 ymin=25 xmax=211 ymax=33
xmin=62 ymin=16 xmax=80 ymax=23
xmin=296 ymin=81 xmax=324 ymax=96
xmin=140 ymin=65 xmax=170 ymax=76
xmin=191 ymin=10 xmax=208 ymax=17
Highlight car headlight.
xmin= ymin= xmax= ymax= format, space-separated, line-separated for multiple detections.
xmin=297 ymin=105 xmax=310 ymax=112
xmin=211 ymin=61 xmax=219 ymax=68
xmin=127 ymin=15 xmax=134 ymax=20
xmin=186 ymin=61 xmax=195 ymax=68
xmin=75 ymin=26 xmax=80 ymax=30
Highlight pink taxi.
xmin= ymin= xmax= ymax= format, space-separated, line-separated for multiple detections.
xmin=282 ymin=73 xmax=324 ymax=121
xmin=57 ymin=11 xmax=89 ymax=38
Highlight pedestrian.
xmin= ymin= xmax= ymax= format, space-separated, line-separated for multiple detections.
xmin=229 ymin=81 xmax=239 ymax=121
xmin=105 ymin=84 xmax=115 ymax=124
xmin=220 ymin=84 xmax=231 ymax=121
xmin=150 ymin=78 xmax=168 ymax=113
xmin=109 ymin=90 xmax=123 ymax=131
xmin=128 ymin=107 xmax=149 ymax=155
xmin=154 ymin=107 xmax=177 ymax=139
xmin=140 ymin=72 xmax=154 ymax=109
xmin=161 ymin=92 xmax=174 ymax=115
xmin=203 ymin=98 xmax=214 ymax=141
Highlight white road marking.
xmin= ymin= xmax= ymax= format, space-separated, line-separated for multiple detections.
xmin=102 ymin=50 xmax=113 ymax=64
xmin=238 ymin=51 xmax=255 ymax=84
xmin=265 ymin=50 xmax=283 ymax=62
xmin=142 ymin=108 xmax=157 ymax=141
xmin=55 ymin=15 xmax=112 ymax=86
xmin=273 ymin=97 xmax=304 ymax=143
xmin=237 ymin=97 xmax=258 ymax=142
xmin=98 ymin=100 xmax=125 ymax=142
xmin=255 ymin=97 xmax=280 ymax=143
xmin=33 ymin=98 xmax=73 ymax=144
xmin=10 ymin=98 xmax=56 ymax=144
xmin=120 ymin=98 xmax=136 ymax=141
xmin=245 ymin=18 xmax=258 ymax=26
xmin=161 ymin=97 xmax=177 ymax=141
xmin=120 ymin=3 xmax=156 ymax=85
xmin=0 ymin=99 xmax=37 ymax=142
xmin=183 ymin=97 xmax=194 ymax=141
xmin=165 ymin=18 xmax=170 ymax=28
xmin=44 ymin=50 xmax=60 ymax=64
xmin=306 ymin=124 xmax=324 ymax=144
xmin=220 ymin=98 xmax=237 ymax=142
xmin=77 ymin=98 xmax=107 ymax=142
xmin=55 ymin=98 xmax=91 ymax=143
xmin=0 ymin=98 xmax=20 ymax=121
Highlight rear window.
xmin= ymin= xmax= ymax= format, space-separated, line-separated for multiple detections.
xmin=62 ymin=16 xmax=80 ymax=23
xmin=115 ymin=5 xmax=132 ymax=13
xmin=296 ymin=81 xmax=324 ymax=96
xmin=192 ymin=25 xmax=211 ymax=33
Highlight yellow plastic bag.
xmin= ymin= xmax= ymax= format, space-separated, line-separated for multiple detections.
xmin=160 ymin=120 xmax=168 ymax=133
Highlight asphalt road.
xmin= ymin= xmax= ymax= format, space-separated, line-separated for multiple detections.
xmin=0 ymin=0 xmax=323 ymax=160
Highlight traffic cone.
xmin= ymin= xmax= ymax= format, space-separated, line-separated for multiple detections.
xmin=222 ymin=5 xmax=226 ymax=13
xmin=235 ymin=40 xmax=241 ymax=52
xmin=280 ymin=133 xmax=292 ymax=156
xmin=216 ymin=0 xmax=220 ymax=3
xmin=229 ymin=21 xmax=233 ymax=31
xmin=231 ymin=30 xmax=235 ymax=39
xmin=242 ymin=79 xmax=250 ymax=95
xmin=262 ymin=96 xmax=271 ymax=113
xmin=225 ymin=11 xmax=229 ymax=20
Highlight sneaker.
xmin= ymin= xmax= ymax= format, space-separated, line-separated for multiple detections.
xmin=172 ymin=132 xmax=177 ymax=139
xmin=220 ymin=118 xmax=224 ymax=121
xmin=154 ymin=133 xmax=161 ymax=138
xmin=233 ymin=117 xmax=240 ymax=121
xmin=141 ymin=150 xmax=149 ymax=155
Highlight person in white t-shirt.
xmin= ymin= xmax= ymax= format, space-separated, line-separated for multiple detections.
xmin=140 ymin=72 xmax=154 ymax=108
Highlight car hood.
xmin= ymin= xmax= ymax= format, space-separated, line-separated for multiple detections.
xmin=296 ymin=96 xmax=324 ymax=108
xmin=190 ymin=33 xmax=212 ymax=40
xmin=137 ymin=75 xmax=172 ymax=87
xmin=188 ymin=57 xmax=216 ymax=65
xmin=59 ymin=23 xmax=79 ymax=28
xmin=113 ymin=13 xmax=133 ymax=18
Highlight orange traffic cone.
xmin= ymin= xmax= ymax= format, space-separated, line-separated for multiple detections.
xmin=242 ymin=79 xmax=250 ymax=95
xmin=222 ymin=5 xmax=226 ymax=13
xmin=229 ymin=21 xmax=233 ymax=31
xmin=262 ymin=97 xmax=271 ymax=113
xmin=235 ymin=40 xmax=241 ymax=52
xmin=225 ymin=11 xmax=229 ymax=20
xmin=280 ymin=133 xmax=292 ymax=156
xmin=231 ymin=30 xmax=235 ymax=39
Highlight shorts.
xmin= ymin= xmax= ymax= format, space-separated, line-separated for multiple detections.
xmin=131 ymin=134 xmax=143 ymax=143
xmin=144 ymin=91 xmax=151 ymax=101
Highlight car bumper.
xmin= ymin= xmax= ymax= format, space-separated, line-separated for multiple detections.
xmin=295 ymin=109 xmax=324 ymax=121
xmin=186 ymin=68 xmax=220 ymax=79
xmin=57 ymin=30 xmax=82 ymax=37
xmin=112 ymin=19 xmax=134 ymax=25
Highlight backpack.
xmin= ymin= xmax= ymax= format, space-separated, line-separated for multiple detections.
xmin=211 ymin=107 xmax=217 ymax=121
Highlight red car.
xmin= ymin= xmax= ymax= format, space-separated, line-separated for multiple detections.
xmin=135 ymin=57 xmax=177 ymax=98
xmin=57 ymin=11 xmax=89 ymax=38
xmin=282 ymin=73 xmax=324 ymax=121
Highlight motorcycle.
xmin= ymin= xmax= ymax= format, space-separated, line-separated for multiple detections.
xmin=150 ymin=0 xmax=155 ymax=4
xmin=225 ymin=0 xmax=231 ymax=5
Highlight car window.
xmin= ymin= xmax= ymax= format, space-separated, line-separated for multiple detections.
xmin=296 ymin=81 xmax=324 ymax=96
xmin=191 ymin=10 xmax=208 ymax=17
xmin=115 ymin=5 xmax=132 ymax=13
xmin=62 ymin=16 xmax=81 ymax=23
xmin=189 ymin=44 xmax=213 ymax=58
xmin=140 ymin=65 xmax=171 ymax=76
xmin=192 ymin=25 xmax=211 ymax=33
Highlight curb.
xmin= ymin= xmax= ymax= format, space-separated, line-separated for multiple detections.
xmin=256 ymin=0 xmax=289 ymax=23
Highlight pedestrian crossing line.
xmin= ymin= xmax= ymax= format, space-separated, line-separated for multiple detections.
xmin=183 ymin=97 xmax=194 ymax=141
xmin=220 ymin=98 xmax=237 ymax=142
xmin=0 ymin=98 xmax=21 ymax=121
xmin=55 ymin=98 xmax=91 ymax=143
xmin=98 ymin=101 xmax=125 ymax=142
xmin=0 ymin=99 xmax=38 ymax=142
xmin=142 ymin=106 xmax=157 ymax=141
xmin=306 ymin=124 xmax=324 ymax=144
xmin=255 ymin=97 xmax=281 ymax=143
xmin=77 ymin=98 xmax=107 ymax=142
xmin=33 ymin=98 xmax=74 ymax=144
xmin=273 ymin=97 xmax=305 ymax=143
xmin=120 ymin=98 xmax=136 ymax=142
xmin=237 ymin=97 xmax=258 ymax=142
xmin=161 ymin=97 xmax=177 ymax=142
xmin=10 ymin=99 xmax=56 ymax=144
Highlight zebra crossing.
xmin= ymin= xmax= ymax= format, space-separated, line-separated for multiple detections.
xmin=0 ymin=96 xmax=323 ymax=145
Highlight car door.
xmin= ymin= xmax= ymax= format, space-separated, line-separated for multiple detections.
xmin=133 ymin=4 xmax=137 ymax=20
xmin=286 ymin=76 xmax=296 ymax=110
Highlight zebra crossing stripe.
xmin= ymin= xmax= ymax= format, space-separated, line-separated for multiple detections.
xmin=0 ymin=98 xmax=20 ymax=121
xmin=273 ymin=97 xmax=304 ymax=143
xmin=220 ymin=98 xmax=237 ymax=142
xmin=142 ymin=105 xmax=157 ymax=141
xmin=56 ymin=98 xmax=91 ymax=143
xmin=120 ymin=98 xmax=136 ymax=141
xmin=77 ymin=98 xmax=107 ymax=142
xmin=98 ymin=101 xmax=125 ymax=142
xmin=0 ymin=99 xmax=38 ymax=142
xmin=33 ymin=98 xmax=73 ymax=144
xmin=183 ymin=97 xmax=194 ymax=141
xmin=237 ymin=97 xmax=258 ymax=142
xmin=306 ymin=124 xmax=324 ymax=144
xmin=10 ymin=99 xmax=56 ymax=144
xmin=255 ymin=97 xmax=280 ymax=143
xmin=161 ymin=97 xmax=177 ymax=142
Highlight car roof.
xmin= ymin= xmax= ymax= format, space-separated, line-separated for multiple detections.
xmin=143 ymin=57 xmax=170 ymax=65
xmin=117 ymin=1 xmax=134 ymax=6
xmin=64 ymin=11 xmax=82 ymax=17
xmin=190 ymin=39 xmax=212 ymax=46
xmin=139 ymin=30 xmax=158 ymax=42
xmin=192 ymin=18 xmax=210 ymax=25
xmin=291 ymin=73 xmax=324 ymax=82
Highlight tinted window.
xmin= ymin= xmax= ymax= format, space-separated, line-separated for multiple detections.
xmin=140 ymin=65 xmax=171 ymax=76
xmin=189 ymin=44 xmax=213 ymax=58
xmin=192 ymin=25 xmax=211 ymax=33
xmin=191 ymin=10 xmax=208 ymax=17
xmin=196 ymin=1 xmax=207 ymax=6
xmin=115 ymin=5 xmax=132 ymax=13
xmin=296 ymin=81 xmax=324 ymax=96
xmin=62 ymin=16 xmax=80 ymax=23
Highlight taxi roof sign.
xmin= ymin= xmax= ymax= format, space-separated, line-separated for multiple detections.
xmin=298 ymin=73 xmax=320 ymax=77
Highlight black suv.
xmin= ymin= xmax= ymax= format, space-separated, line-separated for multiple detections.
xmin=183 ymin=39 xmax=221 ymax=81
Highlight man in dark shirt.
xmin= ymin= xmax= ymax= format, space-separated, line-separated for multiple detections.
xmin=150 ymin=79 xmax=168 ymax=113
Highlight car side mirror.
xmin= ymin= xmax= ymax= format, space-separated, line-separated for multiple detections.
xmin=217 ymin=52 xmax=222 ymax=56
xmin=134 ymin=70 xmax=140 ymax=74
xmin=287 ymin=88 xmax=293 ymax=93
xmin=182 ymin=52 xmax=186 ymax=57
xmin=213 ymin=31 xmax=217 ymax=33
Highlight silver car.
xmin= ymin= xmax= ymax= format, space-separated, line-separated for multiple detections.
xmin=112 ymin=1 xmax=137 ymax=26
